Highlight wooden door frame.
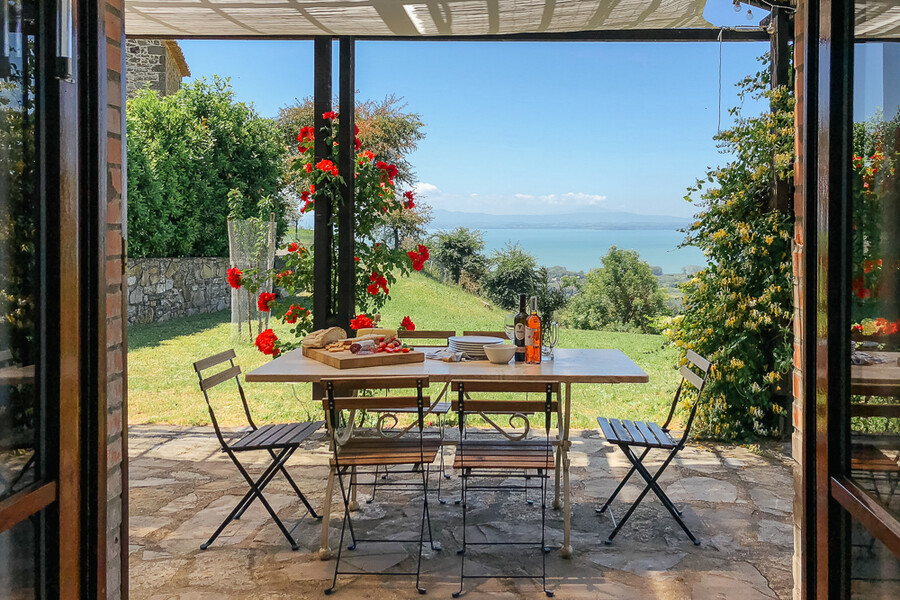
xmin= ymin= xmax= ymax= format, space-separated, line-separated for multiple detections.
xmin=803 ymin=0 xmax=900 ymax=596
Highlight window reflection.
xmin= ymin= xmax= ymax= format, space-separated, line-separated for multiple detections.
xmin=0 ymin=0 xmax=38 ymax=502
xmin=850 ymin=518 xmax=900 ymax=598
xmin=850 ymin=5 xmax=900 ymax=531
xmin=0 ymin=515 xmax=36 ymax=599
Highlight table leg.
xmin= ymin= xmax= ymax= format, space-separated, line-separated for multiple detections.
xmin=318 ymin=467 xmax=335 ymax=560
xmin=349 ymin=466 xmax=359 ymax=511
xmin=561 ymin=382 xmax=573 ymax=558
xmin=553 ymin=386 xmax=563 ymax=509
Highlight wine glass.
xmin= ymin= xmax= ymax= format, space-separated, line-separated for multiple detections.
xmin=542 ymin=321 xmax=560 ymax=359
xmin=504 ymin=313 xmax=516 ymax=342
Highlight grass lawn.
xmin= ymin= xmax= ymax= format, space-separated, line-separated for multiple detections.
xmin=128 ymin=272 xmax=680 ymax=429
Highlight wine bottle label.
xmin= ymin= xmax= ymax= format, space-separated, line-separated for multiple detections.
xmin=515 ymin=323 xmax=525 ymax=340
xmin=525 ymin=327 xmax=536 ymax=346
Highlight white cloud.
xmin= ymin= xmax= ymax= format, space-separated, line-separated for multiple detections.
xmin=413 ymin=182 xmax=441 ymax=196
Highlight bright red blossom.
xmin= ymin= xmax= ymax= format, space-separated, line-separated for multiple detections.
xmin=288 ymin=242 xmax=299 ymax=253
xmin=227 ymin=267 xmax=243 ymax=289
xmin=400 ymin=316 xmax=415 ymax=331
xmin=407 ymin=244 xmax=430 ymax=271
xmin=257 ymin=292 xmax=276 ymax=312
xmin=350 ymin=314 xmax=374 ymax=330
xmin=255 ymin=329 xmax=280 ymax=356
xmin=322 ymin=111 xmax=338 ymax=120
xmin=284 ymin=304 xmax=309 ymax=324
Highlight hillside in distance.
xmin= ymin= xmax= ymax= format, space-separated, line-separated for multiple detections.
xmin=429 ymin=208 xmax=690 ymax=231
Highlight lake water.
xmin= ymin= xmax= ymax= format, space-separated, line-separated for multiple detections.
xmin=442 ymin=228 xmax=707 ymax=274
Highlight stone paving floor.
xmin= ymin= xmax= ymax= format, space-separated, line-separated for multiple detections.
xmin=129 ymin=425 xmax=795 ymax=599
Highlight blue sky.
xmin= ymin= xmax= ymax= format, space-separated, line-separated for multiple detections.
xmin=179 ymin=2 xmax=772 ymax=218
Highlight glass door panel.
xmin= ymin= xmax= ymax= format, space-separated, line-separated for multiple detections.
xmin=0 ymin=0 xmax=39 ymax=503
xmin=847 ymin=0 xmax=900 ymax=591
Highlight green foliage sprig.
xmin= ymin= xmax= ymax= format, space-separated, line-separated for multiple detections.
xmin=664 ymin=58 xmax=795 ymax=441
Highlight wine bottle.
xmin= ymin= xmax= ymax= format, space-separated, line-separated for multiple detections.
xmin=514 ymin=293 xmax=527 ymax=362
xmin=526 ymin=296 xmax=542 ymax=365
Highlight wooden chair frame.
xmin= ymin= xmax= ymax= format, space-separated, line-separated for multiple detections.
xmin=452 ymin=380 xmax=556 ymax=598
xmin=193 ymin=350 xmax=324 ymax=550
xmin=323 ymin=376 xmax=441 ymax=595
xmin=398 ymin=329 xmax=455 ymax=347
xmin=596 ymin=349 xmax=712 ymax=545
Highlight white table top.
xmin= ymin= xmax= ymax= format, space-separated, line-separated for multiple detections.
xmin=245 ymin=347 xmax=649 ymax=385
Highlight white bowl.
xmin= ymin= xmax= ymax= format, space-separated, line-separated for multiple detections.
xmin=484 ymin=344 xmax=516 ymax=364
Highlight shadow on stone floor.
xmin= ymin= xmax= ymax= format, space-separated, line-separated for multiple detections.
xmin=128 ymin=425 xmax=794 ymax=599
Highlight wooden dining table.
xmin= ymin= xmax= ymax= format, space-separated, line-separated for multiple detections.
xmin=246 ymin=347 xmax=649 ymax=559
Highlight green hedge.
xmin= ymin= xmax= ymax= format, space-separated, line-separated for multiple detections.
xmin=126 ymin=76 xmax=287 ymax=258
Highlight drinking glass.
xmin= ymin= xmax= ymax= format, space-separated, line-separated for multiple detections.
xmin=542 ymin=321 xmax=560 ymax=360
xmin=504 ymin=313 xmax=516 ymax=341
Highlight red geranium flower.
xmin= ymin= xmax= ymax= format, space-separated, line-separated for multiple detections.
xmin=227 ymin=267 xmax=243 ymax=289
xmin=350 ymin=314 xmax=374 ymax=330
xmin=367 ymin=283 xmax=379 ymax=295
xmin=305 ymin=163 xmax=312 ymax=173
xmin=403 ymin=190 xmax=416 ymax=209
xmin=323 ymin=111 xmax=338 ymax=120
xmin=255 ymin=329 xmax=280 ymax=356
xmin=284 ymin=304 xmax=308 ymax=324
xmin=354 ymin=137 xmax=361 ymax=150
xmin=257 ymin=292 xmax=276 ymax=312
xmin=400 ymin=316 xmax=415 ymax=331
xmin=407 ymin=244 xmax=430 ymax=271
xmin=287 ymin=242 xmax=299 ymax=253
xmin=316 ymin=159 xmax=336 ymax=173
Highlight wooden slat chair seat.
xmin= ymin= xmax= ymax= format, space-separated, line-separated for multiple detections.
xmin=332 ymin=438 xmax=442 ymax=466
xmin=452 ymin=380 xmax=556 ymax=598
xmin=193 ymin=349 xmax=324 ymax=551
xmin=322 ymin=376 xmax=440 ymax=595
xmin=595 ymin=349 xmax=712 ymax=546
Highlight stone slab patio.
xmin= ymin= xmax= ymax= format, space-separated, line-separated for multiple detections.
xmin=128 ymin=425 xmax=795 ymax=599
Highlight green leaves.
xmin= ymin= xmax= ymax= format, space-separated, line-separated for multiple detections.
xmin=666 ymin=56 xmax=795 ymax=441
xmin=126 ymin=76 xmax=287 ymax=258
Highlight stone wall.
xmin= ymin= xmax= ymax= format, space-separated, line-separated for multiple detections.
xmin=125 ymin=39 xmax=190 ymax=98
xmin=127 ymin=258 xmax=230 ymax=324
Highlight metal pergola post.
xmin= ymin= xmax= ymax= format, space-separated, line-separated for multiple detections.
xmin=769 ymin=5 xmax=793 ymax=213
xmin=313 ymin=36 xmax=356 ymax=332
xmin=336 ymin=37 xmax=356 ymax=332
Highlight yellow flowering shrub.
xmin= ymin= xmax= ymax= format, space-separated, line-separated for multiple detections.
xmin=665 ymin=60 xmax=795 ymax=441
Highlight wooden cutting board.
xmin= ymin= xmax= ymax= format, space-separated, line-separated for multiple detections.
xmin=302 ymin=345 xmax=425 ymax=369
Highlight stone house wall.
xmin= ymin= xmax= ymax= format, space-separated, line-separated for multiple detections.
xmin=127 ymin=258 xmax=230 ymax=324
xmin=125 ymin=39 xmax=190 ymax=98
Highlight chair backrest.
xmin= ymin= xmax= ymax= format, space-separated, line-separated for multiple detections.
xmin=462 ymin=330 xmax=507 ymax=340
xmin=322 ymin=376 xmax=430 ymax=463
xmin=453 ymin=380 xmax=556 ymax=439
xmin=449 ymin=380 xmax=559 ymax=413
xmin=397 ymin=330 xmax=454 ymax=347
xmin=662 ymin=349 xmax=712 ymax=446
xmin=193 ymin=349 xmax=256 ymax=448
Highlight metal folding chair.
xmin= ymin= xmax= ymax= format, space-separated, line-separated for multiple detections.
xmin=192 ymin=349 xmax=324 ymax=551
xmin=595 ymin=349 xmax=712 ymax=545
xmin=452 ymin=380 xmax=557 ymax=598
xmin=322 ymin=376 xmax=441 ymax=595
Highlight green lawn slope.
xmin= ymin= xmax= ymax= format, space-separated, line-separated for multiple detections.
xmin=128 ymin=272 xmax=679 ymax=428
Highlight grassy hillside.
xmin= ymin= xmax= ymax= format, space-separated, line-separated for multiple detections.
xmin=128 ymin=272 xmax=679 ymax=428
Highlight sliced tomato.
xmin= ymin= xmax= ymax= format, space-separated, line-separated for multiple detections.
xmin=401 ymin=347 xmax=410 ymax=353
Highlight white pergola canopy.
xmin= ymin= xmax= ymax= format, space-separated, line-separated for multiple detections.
xmin=124 ymin=0 xmax=719 ymax=38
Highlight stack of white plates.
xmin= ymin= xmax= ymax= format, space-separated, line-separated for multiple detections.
xmin=447 ymin=335 xmax=505 ymax=360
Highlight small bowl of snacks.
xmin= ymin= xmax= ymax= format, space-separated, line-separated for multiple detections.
xmin=483 ymin=343 xmax=516 ymax=364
